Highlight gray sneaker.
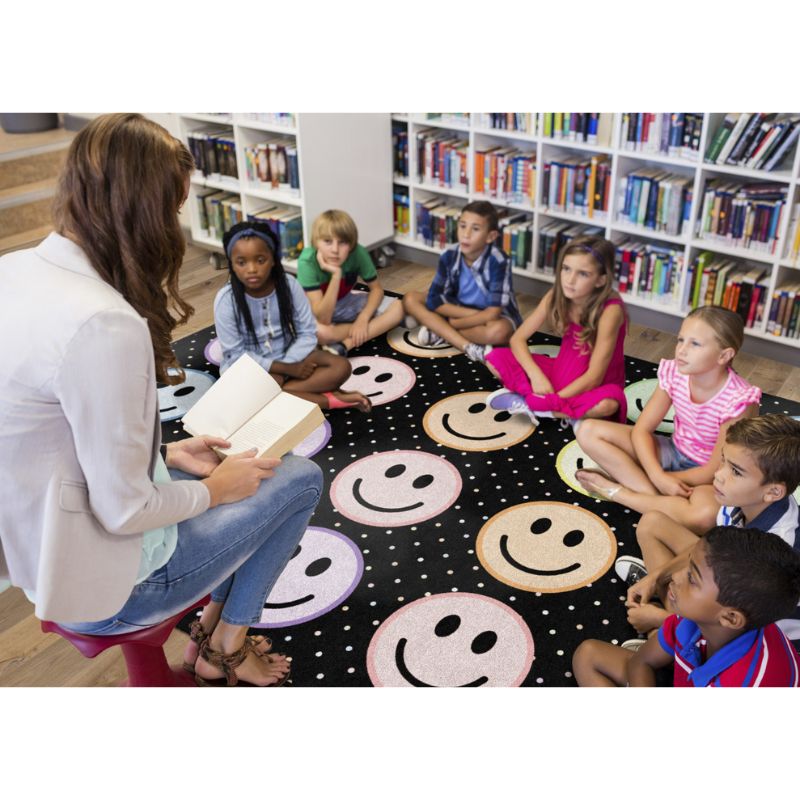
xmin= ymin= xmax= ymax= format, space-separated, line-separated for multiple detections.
xmin=615 ymin=555 xmax=647 ymax=587
xmin=416 ymin=325 xmax=445 ymax=347
xmin=463 ymin=343 xmax=487 ymax=363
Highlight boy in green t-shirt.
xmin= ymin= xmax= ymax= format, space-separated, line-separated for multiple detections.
xmin=297 ymin=209 xmax=404 ymax=355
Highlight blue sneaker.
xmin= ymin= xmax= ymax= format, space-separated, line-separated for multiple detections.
xmin=486 ymin=389 xmax=539 ymax=425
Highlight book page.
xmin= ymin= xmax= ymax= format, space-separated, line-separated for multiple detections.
xmin=224 ymin=392 xmax=317 ymax=456
xmin=182 ymin=353 xmax=281 ymax=438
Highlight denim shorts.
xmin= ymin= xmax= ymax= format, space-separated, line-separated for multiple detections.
xmin=655 ymin=435 xmax=701 ymax=472
xmin=332 ymin=291 xmax=371 ymax=324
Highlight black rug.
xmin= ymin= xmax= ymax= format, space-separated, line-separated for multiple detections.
xmin=161 ymin=321 xmax=800 ymax=687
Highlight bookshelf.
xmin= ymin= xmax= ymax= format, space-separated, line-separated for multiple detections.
xmin=176 ymin=113 xmax=393 ymax=272
xmin=391 ymin=112 xmax=800 ymax=353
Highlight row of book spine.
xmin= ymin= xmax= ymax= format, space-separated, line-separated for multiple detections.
xmin=474 ymin=113 xmax=534 ymax=134
xmin=415 ymin=198 xmax=461 ymax=248
xmin=195 ymin=189 xmax=243 ymax=241
xmin=393 ymin=128 xmax=409 ymax=177
xmin=246 ymin=205 xmax=304 ymax=260
xmin=684 ymin=252 xmax=766 ymax=328
xmin=696 ymin=180 xmax=786 ymax=254
xmin=541 ymin=155 xmax=610 ymax=218
xmin=425 ymin=113 xmax=469 ymax=126
xmin=393 ymin=190 xmax=410 ymax=236
xmin=620 ymin=113 xmax=701 ymax=160
xmin=240 ymin=113 xmax=296 ymax=127
xmin=615 ymin=238 xmax=684 ymax=304
xmin=767 ymin=281 xmax=800 ymax=338
xmin=704 ymin=113 xmax=800 ymax=172
xmin=498 ymin=214 xmax=533 ymax=269
xmin=187 ymin=128 xmax=238 ymax=180
xmin=536 ymin=221 xmax=603 ymax=274
xmin=416 ymin=130 xmax=469 ymax=190
xmin=785 ymin=203 xmax=800 ymax=262
xmin=243 ymin=139 xmax=299 ymax=193
xmin=473 ymin=146 xmax=536 ymax=206
xmin=540 ymin=113 xmax=611 ymax=146
xmin=617 ymin=169 xmax=693 ymax=236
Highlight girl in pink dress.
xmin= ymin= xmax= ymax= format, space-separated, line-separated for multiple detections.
xmin=486 ymin=235 xmax=627 ymax=426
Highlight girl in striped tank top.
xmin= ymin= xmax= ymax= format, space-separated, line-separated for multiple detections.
xmin=575 ymin=306 xmax=761 ymax=516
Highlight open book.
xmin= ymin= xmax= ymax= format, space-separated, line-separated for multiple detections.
xmin=182 ymin=353 xmax=325 ymax=459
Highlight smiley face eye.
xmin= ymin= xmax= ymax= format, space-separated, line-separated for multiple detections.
xmin=576 ymin=457 xmax=584 ymax=470
xmin=174 ymin=386 xmax=196 ymax=396
xmin=563 ymin=529 xmax=585 ymax=547
xmin=493 ymin=411 xmax=511 ymax=422
xmin=530 ymin=518 xmax=552 ymax=535
xmin=290 ymin=544 xmax=302 ymax=559
xmin=353 ymin=365 xmax=370 ymax=376
xmin=434 ymin=614 xmax=460 ymax=637
xmin=471 ymin=630 xmax=498 ymax=654
xmin=468 ymin=402 xmax=487 ymax=414
xmin=385 ymin=464 xmax=406 ymax=478
xmin=305 ymin=557 xmax=331 ymax=577
xmin=412 ymin=474 xmax=434 ymax=489
xmin=375 ymin=372 xmax=392 ymax=383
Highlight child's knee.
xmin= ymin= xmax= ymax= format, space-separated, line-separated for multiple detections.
xmin=635 ymin=510 xmax=664 ymax=546
xmin=316 ymin=323 xmax=335 ymax=344
xmin=403 ymin=291 xmax=424 ymax=311
xmin=576 ymin=417 xmax=600 ymax=447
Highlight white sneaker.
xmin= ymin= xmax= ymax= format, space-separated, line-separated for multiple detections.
xmin=416 ymin=326 xmax=445 ymax=347
xmin=486 ymin=388 xmax=539 ymax=425
xmin=463 ymin=343 xmax=487 ymax=363
xmin=615 ymin=555 xmax=647 ymax=586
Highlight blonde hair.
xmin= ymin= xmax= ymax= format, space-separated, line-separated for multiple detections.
xmin=53 ymin=113 xmax=194 ymax=384
xmin=686 ymin=306 xmax=744 ymax=358
xmin=311 ymin=209 xmax=358 ymax=249
xmin=550 ymin=235 xmax=620 ymax=351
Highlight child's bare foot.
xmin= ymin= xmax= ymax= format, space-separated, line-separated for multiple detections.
xmin=575 ymin=468 xmax=622 ymax=500
xmin=332 ymin=390 xmax=372 ymax=413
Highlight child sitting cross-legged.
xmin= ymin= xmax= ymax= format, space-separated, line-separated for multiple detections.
xmin=214 ymin=221 xmax=371 ymax=412
xmin=573 ymin=525 xmax=800 ymax=687
xmin=297 ymin=209 xmax=404 ymax=356
xmin=619 ymin=414 xmax=800 ymax=641
xmin=402 ymin=200 xmax=522 ymax=363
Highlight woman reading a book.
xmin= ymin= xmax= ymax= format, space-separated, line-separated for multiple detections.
xmin=0 ymin=114 xmax=323 ymax=687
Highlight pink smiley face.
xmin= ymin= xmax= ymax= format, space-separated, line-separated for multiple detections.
xmin=330 ymin=450 xmax=462 ymax=527
xmin=367 ymin=592 xmax=535 ymax=687
xmin=339 ymin=356 xmax=416 ymax=406
xmin=252 ymin=526 xmax=364 ymax=628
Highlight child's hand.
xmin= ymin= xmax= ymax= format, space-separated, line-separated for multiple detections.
xmin=627 ymin=572 xmax=657 ymax=607
xmin=317 ymin=254 xmax=342 ymax=277
xmin=529 ymin=375 xmax=554 ymax=396
xmin=626 ymin=602 xmax=669 ymax=634
xmin=287 ymin=358 xmax=317 ymax=380
xmin=653 ymin=472 xmax=692 ymax=498
xmin=349 ymin=318 xmax=369 ymax=348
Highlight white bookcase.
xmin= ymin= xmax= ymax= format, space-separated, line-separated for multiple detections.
xmin=176 ymin=113 xmax=393 ymax=270
xmin=391 ymin=112 xmax=800 ymax=353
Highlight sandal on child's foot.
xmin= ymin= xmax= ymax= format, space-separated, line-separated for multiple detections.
xmin=184 ymin=621 xmax=276 ymax=674
xmin=195 ymin=639 xmax=290 ymax=688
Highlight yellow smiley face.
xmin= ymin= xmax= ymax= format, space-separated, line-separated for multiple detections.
xmin=423 ymin=392 xmax=535 ymax=452
xmin=476 ymin=501 xmax=617 ymax=592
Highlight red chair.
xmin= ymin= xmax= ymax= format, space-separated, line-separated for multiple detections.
xmin=41 ymin=595 xmax=210 ymax=687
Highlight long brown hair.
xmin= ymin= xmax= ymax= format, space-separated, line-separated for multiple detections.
xmin=53 ymin=113 xmax=194 ymax=384
xmin=549 ymin=235 xmax=619 ymax=351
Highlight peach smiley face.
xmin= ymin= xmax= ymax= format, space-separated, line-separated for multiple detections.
xmin=330 ymin=450 xmax=462 ymax=527
xmin=339 ymin=356 xmax=416 ymax=406
xmin=476 ymin=501 xmax=617 ymax=593
xmin=366 ymin=592 xmax=534 ymax=687
xmin=387 ymin=326 xmax=461 ymax=358
xmin=423 ymin=392 xmax=535 ymax=452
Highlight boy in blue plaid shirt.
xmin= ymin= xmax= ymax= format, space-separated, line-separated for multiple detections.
xmin=402 ymin=201 xmax=522 ymax=363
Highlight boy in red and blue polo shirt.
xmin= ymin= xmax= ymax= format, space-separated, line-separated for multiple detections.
xmin=573 ymin=526 xmax=800 ymax=687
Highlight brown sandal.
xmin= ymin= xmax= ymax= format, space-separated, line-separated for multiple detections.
xmin=183 ymin=620 xmax=276 ymax=675
xmin=194 ymin=638 xmax=290 ymax=687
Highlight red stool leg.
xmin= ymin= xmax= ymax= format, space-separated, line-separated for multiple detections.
xmin=119 ymin=641 xmax=196 ymax=687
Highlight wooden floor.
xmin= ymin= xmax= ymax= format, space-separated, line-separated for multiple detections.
xmin=3 ymin=244 xmax=800 ymax=687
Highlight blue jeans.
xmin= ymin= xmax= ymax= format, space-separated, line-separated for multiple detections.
xmin=65 ymin=455 xmax=323 ymax=635
xmin=655 ymin=435 xmax=701 ymax=472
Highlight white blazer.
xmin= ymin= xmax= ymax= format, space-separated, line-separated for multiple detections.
xmin=0 ymin=234 xmax=209 ymax=622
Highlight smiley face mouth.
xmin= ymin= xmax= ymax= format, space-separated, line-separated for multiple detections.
xmin=352 ymin=478 xmax=424 ymax=513
xmin=263 ymin=594 xmax=314 ymax=609
xmin=442 ymin=413 xmax=505 ymax=441
xmin=635 ymin=397 xmax=674 ymax=422
xmin=499 ymin=534 xmax=580 ymax=575
xmin=394 ymin=638 xmax=488 ymax=687
xmin=402 ymin=331 xmax=451 ymax=350
xmin=160 ymin=406 xmax=178 ymax=413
